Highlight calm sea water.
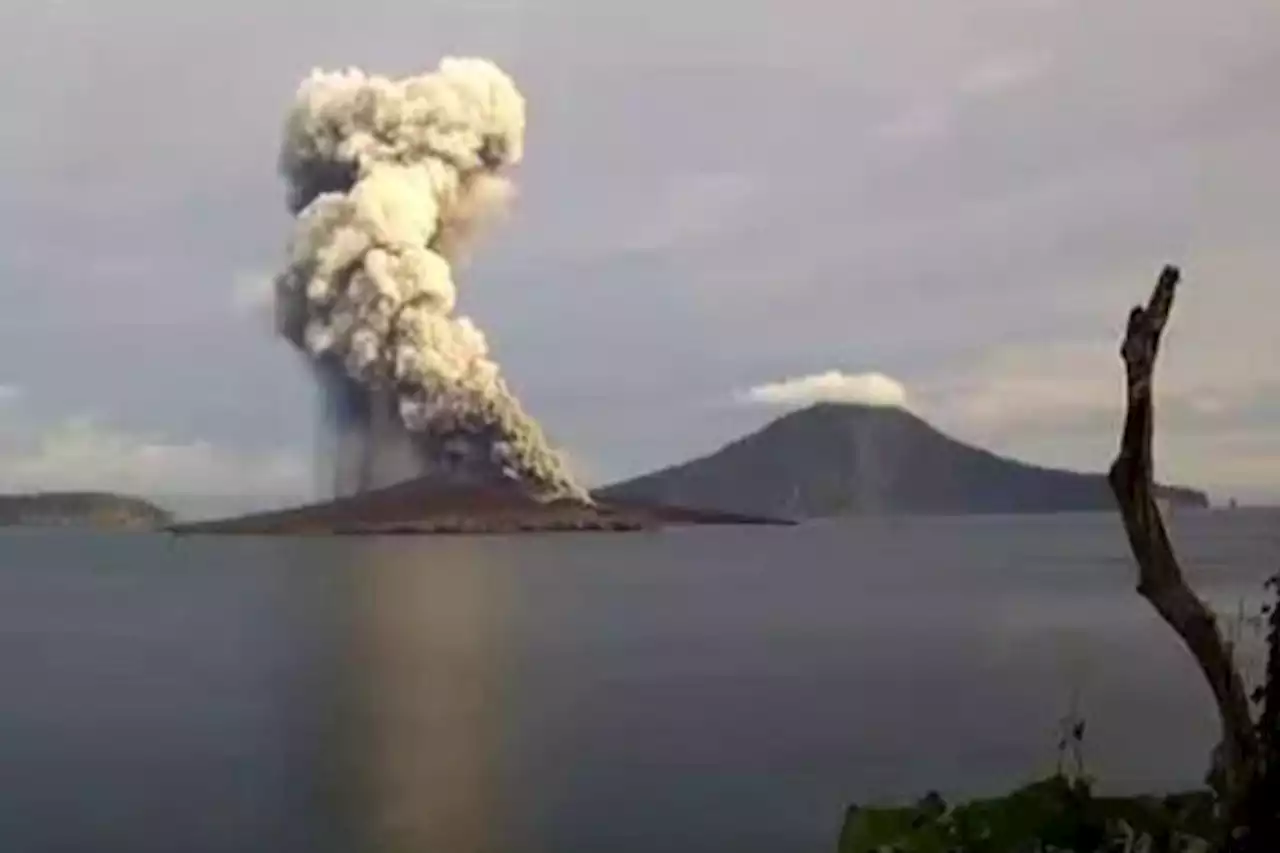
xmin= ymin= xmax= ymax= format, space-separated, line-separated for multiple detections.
xmin=0 ymin=510 xmax=1276 ymax=853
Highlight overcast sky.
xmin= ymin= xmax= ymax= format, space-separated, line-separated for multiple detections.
xmin=2 ymin=0 xmax=1278 ymax=512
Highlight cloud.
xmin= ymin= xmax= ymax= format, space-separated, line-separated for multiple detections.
xmin=738 ymin=370 xmax=909 ymax=408
xmin=0 ymin=416 xmax=309 ymax=503
xmin=910 ymin=319 xmax=1280 ymax=501
xmin=916 ymin=340 xmax=1118 ymax=435
xmin=0 ymin=385 xmax=19 ymax=404
xmin=957 ymin=52 xmax=1053 ymax=98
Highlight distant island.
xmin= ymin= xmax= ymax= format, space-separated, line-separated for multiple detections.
xmin=0 ymin=492 xmax=174 ymax=530
xmin=598 ymin=402 xmax=1209 ymax=518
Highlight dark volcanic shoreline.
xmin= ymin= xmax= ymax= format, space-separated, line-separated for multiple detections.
xmin=169 ymin=478 xmax=794 ymax=536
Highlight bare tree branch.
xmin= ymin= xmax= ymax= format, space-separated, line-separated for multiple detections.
xmin=1107 ymin=265 xmax=1259 ymax=807
xmin=1254 ymin=573 xmax=1280 ymax=847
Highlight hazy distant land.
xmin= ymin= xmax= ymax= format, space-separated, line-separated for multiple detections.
xmin=0 ymin=492 xmax=173 ymax=531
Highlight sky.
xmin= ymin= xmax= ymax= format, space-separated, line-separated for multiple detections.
xmin=2 ymin=0 xmax=1279 ymax=514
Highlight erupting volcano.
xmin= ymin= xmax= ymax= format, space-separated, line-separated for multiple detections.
xmin=273 ymin=58 xmax=586 ymax=502
xmin=172 ymin=57 xmax=792 ymax=535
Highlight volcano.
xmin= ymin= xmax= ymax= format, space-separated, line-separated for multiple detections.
xmin=599 ymin=402 xmax=1208 ymax=517
xmin=169 ymin=477 xmax=792 ymax=536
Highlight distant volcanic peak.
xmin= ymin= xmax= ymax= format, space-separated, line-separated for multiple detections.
xmin=790 ymin=400 xmax=908 ymax=418
xmin=739 ymin=401 xmax=915 ymax=443
xmin=599 ymin=403 xmax=1208 ymax=518
xmin=766 ymin=400 xmax=927 ymax=438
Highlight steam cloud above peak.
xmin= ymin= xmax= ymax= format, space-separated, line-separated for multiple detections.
xmin=740 ymin=371 xmax=909 ymax=408
xmin=272 ymin=57 xmax=586 ymax=501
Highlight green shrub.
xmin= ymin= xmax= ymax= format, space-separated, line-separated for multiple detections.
xmin=838 ymin=776 xmax=1216 ymax=853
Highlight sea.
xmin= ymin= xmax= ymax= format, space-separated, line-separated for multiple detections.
xmin=0 ymin=509 xmax=1275 ymax=853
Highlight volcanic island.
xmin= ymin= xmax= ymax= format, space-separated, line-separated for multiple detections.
xmin=168 ymin=478 xmax=792 ymax=536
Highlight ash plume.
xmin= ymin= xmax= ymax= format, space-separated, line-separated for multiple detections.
xmin=272 ymin=58 xmax=587 ymax=502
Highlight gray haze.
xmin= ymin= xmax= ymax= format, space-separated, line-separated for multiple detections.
xmin=1 ymin=0 xmax=1279 ymax=511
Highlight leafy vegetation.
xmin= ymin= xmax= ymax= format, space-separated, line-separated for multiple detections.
xmin=839 ymin=776 xmax=1217 ymax=853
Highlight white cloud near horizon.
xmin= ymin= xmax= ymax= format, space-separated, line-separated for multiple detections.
xmin=0 ymin=416 xmax=310 ymax=503
xmin=739 ymin=371 xmax=909 ymax=408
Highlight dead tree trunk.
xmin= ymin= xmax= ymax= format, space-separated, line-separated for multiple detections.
xmin=1254 ymin=573 xmax=1280 ymax=846
xmin=1107 ymin=265 xmax=1260 ymax=831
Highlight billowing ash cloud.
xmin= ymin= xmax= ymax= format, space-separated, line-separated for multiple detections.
xmin=273 ymin=58 xmax=587 ymax=502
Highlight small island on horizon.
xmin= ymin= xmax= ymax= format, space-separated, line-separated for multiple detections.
xmin=0 ymin=492 xmax=173 ymax=531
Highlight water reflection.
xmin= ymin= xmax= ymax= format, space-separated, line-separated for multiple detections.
xmin=323 ymin=539 xmax=516 ymax=853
